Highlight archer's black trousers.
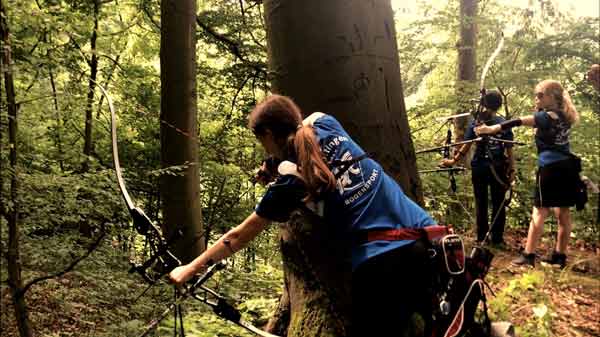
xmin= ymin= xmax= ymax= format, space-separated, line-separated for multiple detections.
xmin=352 ymin=239 xmax=431 ymax=337
xmin=471 ymin=164 xmax=509 ymax=243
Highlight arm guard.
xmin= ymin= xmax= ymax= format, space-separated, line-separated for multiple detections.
xmin=500 ymin=118 xmax=522 ymax=130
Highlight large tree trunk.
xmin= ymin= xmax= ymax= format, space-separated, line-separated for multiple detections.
xmin=160 ymin=0 xmax=204 ymax=262
xmin=448 ymin=0 xmax=478 ymax=225
xmin=264 ymin=0 xmax=422 ymax=204
xmin=1 ymin=1 xmax=32 ymax=335
xmin=454 ymin=0 xmax=477 ymax=143
xmin=267 ymin=212 xmax=352 ymax=337
xmin=263 ymin=1 xmax=418 ymax=335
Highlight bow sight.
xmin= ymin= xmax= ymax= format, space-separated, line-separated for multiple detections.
xmin=416 ymin=112 xmax=469 ymax=193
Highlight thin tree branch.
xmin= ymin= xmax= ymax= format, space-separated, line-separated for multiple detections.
xmin=23 ymin=68 xmax=40 ymax=93
xmin=141 ymin=0 xmax=160 ymax=31
xmin=70 ymin=35 xmax=92 ymax=67
xmin=195 ymin=17 xmax=266 ymax=75
xmin=27 ymin=34 xmax=43 ymax=56
xmin=16 ymin=225 xmax=107 ymax=297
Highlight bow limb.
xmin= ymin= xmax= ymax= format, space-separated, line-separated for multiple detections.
xmin=95 ymin=82 xmax=135 ymax=211
xmin=98 ymin=81 xmax=153 ymax=231
xmin=97 ymin=81 xmax=278 ymax=337
xmin=96 ymin=81 xmax=181 ymax=283
xmin=98 ymin=81 xmax=164 ymax=237
xmin=476 ymin=32 xmax=505 ymax=123
xmin=480 ymin=32 xmax=505 ymax=91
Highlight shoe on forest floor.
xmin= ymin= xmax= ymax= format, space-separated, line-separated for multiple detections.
xmin=541 ymin=251 xmax=567 ymax=269
xmin=511 ymin=252 xmax=535 ymax=267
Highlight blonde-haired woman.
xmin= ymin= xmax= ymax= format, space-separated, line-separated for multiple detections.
xmin=475 ymin=80 xmax=579 ymax=268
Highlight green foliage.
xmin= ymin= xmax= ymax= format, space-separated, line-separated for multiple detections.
xmin=405 ymin=0 xmax=599 ymax=235
xmin=489 ymin=271 xmax=553 ymax=337
xmin=25 ymin=170 xmax=128 ymax=232
xmin=1 ymin=0 xmax=599 ymax=335
xmin=2 ymin=1 xmax=278 ymax=334
xmin=1 ymin=227 xmax=282 ymax=337
xmin=149 ymin=261 xmax=282 ymax=337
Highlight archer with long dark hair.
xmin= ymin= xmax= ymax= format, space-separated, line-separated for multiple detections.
xmin=169 ymin=94 xmax=439 ymax=336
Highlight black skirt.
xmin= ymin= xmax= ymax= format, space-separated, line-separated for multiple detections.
xmin=533 ymin=158 xmax=579 ymax=208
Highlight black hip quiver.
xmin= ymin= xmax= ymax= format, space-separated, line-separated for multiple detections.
xmin=428 ymin=233 xmax=494 ymax=337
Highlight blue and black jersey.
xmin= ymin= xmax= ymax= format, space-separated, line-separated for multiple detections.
xmin=255 ymin=113 xmax=435 ymax=270
xmin=464 ymin=116 xmax=514 ymax=168
xmin=534 ymin=110 xmax=571 ymax=167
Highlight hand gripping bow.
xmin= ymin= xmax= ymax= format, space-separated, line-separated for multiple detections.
xmin=100 ymin=83 xmax=279 ymax=337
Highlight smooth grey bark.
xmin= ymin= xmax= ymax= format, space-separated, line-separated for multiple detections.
xmin=264 ymin=0 xmax=423 ymax=204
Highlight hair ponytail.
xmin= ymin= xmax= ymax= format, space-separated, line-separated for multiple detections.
xmin=249 ymin=95 xmax=336 ymax=200
xmin=561 ymin=89 xmax=579 ymax=124
xmin=294 ymin=125 xmax=336 ymax=201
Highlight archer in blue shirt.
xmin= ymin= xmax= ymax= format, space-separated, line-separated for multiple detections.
xmin=475 ymin=79 xmax=580 ymax=269
xmin=441 ymin=90 xmax=514 ymax=244
xmin=256 ymin=113 xmax=435 ymax=270
xmin=170 ymin=94 xmax=437 ymax=337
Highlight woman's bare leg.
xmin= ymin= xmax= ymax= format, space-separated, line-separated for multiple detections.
xmin=524 ymin=206 xmax=551 ymax=254
xmin=554 ymin=207 xmax=572 ymax=254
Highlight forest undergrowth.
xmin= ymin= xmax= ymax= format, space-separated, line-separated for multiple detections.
xmin=1 ymin=226 xmax=598 ymax=337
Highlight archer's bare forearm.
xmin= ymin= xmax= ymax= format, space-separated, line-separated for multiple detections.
xmin=188 ymin=212 xmax=270 ymax=272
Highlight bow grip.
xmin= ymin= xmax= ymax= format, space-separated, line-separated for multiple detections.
xmin=130 ymin=207 xmax=154 ymax=235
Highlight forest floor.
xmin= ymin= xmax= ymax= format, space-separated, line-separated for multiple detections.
xmin=468 ymin=229 xmax=600 ymax=337
xmin=0 ymin=229 xmax=598 ymax=337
